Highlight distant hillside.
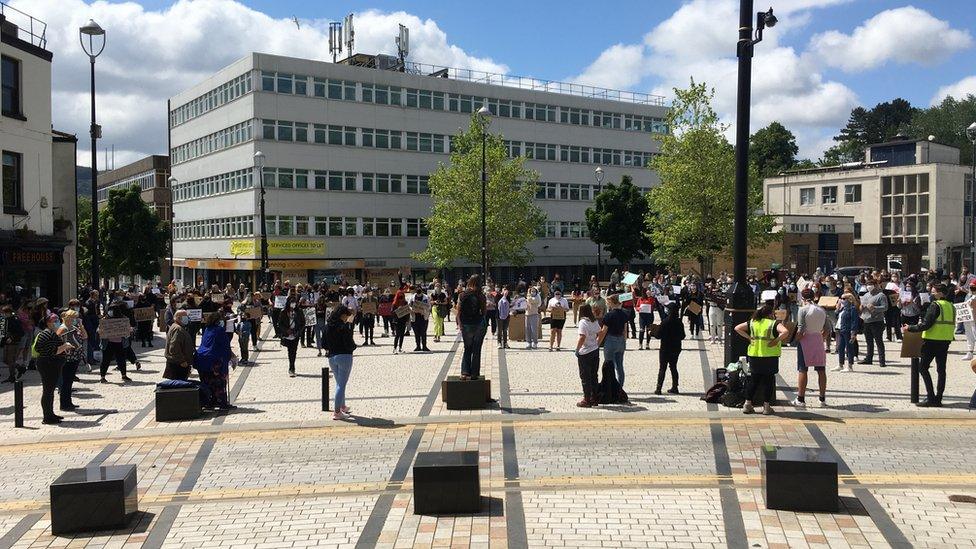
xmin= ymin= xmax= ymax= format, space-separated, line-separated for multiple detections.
xmin=76 ymin=166 xmax=92 ymax=196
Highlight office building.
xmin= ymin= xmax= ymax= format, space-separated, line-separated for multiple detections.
xmin=169 ymin=52 xmax=667 ymax=288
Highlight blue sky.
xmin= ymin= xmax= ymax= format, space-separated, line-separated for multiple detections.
xmin=17 ymin=0 xmax=976 ymax=163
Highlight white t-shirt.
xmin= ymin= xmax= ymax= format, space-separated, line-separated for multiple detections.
xmin=577 ymin=318 xmax=602 ymax=355
xmin=547 ymin=297 xmax=569 ymax=310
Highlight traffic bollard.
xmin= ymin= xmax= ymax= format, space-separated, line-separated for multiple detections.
xmin=910 ymin=357 xmax=920 ymax=404
xmin=322 ymin=367 xmax=330 ymax=411
xmin=14 ymin=380 xmax=24 ymax=428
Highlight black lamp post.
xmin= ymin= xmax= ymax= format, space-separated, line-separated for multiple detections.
xmin=725 ymin=2 xmax=777 ymax=366
xmin=254 ymin=151 xmax=269 ymax=290
xmin=477 ymin=105 xmax=491 ymax=282
xmin=168 ymin=176 xmax=177 ymax=282
xmin=967 ymin=122 xmax=976 ymax=271
xmin=79 ymin=19 xmax=105 ymax=290
xmin=594 ymin=166 xmax=605 ymax=284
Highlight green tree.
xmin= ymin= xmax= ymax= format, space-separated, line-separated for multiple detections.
xmin=76 ymin=196 xmax=92 ymax=285
xmin=647 ymin=80 xmax=777 ymax=273
xmin=98 ymin=185 xmax=169 ymax=280
xmin=749 ymin=121 xmax=799 ymax=177
xmin=909 ymin=94 xmax=976 ymax=166
xmin=823 ymin=99 xmax=917 ymax=165
xmin=416 ymin=116 xmax=546 ymax=269
xmin=585 ymin=175 xmax=653 ymax=267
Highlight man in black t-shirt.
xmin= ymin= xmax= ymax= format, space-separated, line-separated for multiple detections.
xmin=458 ymin=276 xmax=487 ymax=380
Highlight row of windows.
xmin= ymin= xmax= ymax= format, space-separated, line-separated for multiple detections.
xmin=539 ymin=220 xmax=590 ymax=239
xmin=265 ymin=216 xmax=430 ymax=238
xmin=260 ymin=119 xmax=449 ymax=153
xmin=173 ymin=169 xmax=254 ymax=203
xmin=798 ymin=183 xmax=863 ymax=206
xmin=505 ymin=140 xmax=655 ymax=167
xmin=97 ymin=171 xmax=159 ymax=202
xmin=171 ymin=120 xmax=254 ymax=165
xmin=882 ymin=216 xmax=929 ymax=238
xmin=261 ymin=168 xmax=431 ymax=194
xmin=256 ymin=70 xmax=665 ymax=133
xmin=170 ymin=73 xmax=252 ymax=127
xmin=881 ymin=174 xmax=930 ymax=196
xmin=174 ymin=216 xmax=254 ymax=240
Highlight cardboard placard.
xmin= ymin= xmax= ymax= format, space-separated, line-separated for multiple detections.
xmin=410 ymin=301 xmax=428 ymax=314
xmin=212 ymin=292 xmax=226 ymax=302
xmin=618 ymin=292 xmax=634 ymax=303
xmin=818 ymin=296 xmax=839 ymax=309
xmin=955 ymin=302 xmax=973 ymax=324
xmin=260 ymin=292 xmax=272 ymax=300
xmin=774 ymin=309 xmax=788 ymax=321
xmin=361 ymin=300 xmax=377 ymax=314
xmin=760 ymin=290 xmax=777 ymax=302
xmin=99 ymin=317 xmax=131 ymax=339
xmin=133 ymin=307 xmax=155 ymax=322
xmin=304 ymin=308 xmax=316 ymax=325
xmin=621 ymin=272 xmax=639 ymax=285
xmin=901 ymin=330 xmax=923 ymax=358
xmin=658 ymin=295 xmax=671 ymax=306
xmin=186 ymin=309 xmax=203 ymax=322
xmin=550 ymin=307 xmax=566 ymax=320
xmin=888 ymin=293 xmax=899 ymax=307
xmin=687 ymin=301 xmax=702 ymax=315
xmin=394 ymin=305 xmax=411 ymax=318
xmin=274 ymin=295 xmax=288 ymax=309
xmin=246 ymin=306 xmax=263 ymax=320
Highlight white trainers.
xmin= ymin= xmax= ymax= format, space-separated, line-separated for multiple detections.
xmin=762 ymin=404 xmax=774 ymax=415
xmin=831 ymin=365 xmax=844 ymax=372
xmin=817 ymin=399 xmax=828 ymax=408
xmin=332 ymin=411 xmax=350 ymax=420
xmin=790 ymin=398 xmax=806 ymax=409
xmin=742 ymin=402 xmax=755 ymax=414
xmin=964 ymin=353 xmax=974 ymax=361
xmin=845 ymin=365 xmax=854 ymax=372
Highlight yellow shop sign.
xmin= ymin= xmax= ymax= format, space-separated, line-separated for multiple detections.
xmin=229 ymin=239 xmax=325 ymax=257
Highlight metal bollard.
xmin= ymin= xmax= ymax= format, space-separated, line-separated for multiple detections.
xmin=321 ymin=366 xmax=330 ymax=411
xmin=14 ymin=380 xmax=24 ymax=428
xmin=910 ymin=357 xmax=920 ymax=404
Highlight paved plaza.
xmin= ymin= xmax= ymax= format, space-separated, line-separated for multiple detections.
xmin=2 ymin=320 xmax=976 ymax=548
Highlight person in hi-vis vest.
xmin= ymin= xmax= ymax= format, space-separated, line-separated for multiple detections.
xmin=735 ymin=302 xmax=792 ymax=416
xmin=903 ymin=283 xmax=955 ymax=407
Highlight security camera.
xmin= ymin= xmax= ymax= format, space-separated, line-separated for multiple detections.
xmin=764 ymin=8 xmax=777 ymax=27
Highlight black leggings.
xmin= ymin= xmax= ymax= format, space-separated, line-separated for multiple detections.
xmin=657 ymin=348 xmax=680 ymax=390
xmin=282 ymin=338 xmax=299 ymax=372
xmin=497 ymin=317 xmax=510 ymax=346
xmin=745 ymin=372 xmax=776 ymax=405
xmin=100 ymin=341 xmax=126 ymax=377
xmin=362 ymin=314 xmax=375 ymax=343
xmin=576 ymin=349 xmax=600 ymax=402
xmin=393 ymin=317 xmax=408 ymax=350
xmin=919 ymin=339 xmax=949 ymax=401
xmin=36 ymin=356 xmax=63 ymax=420
xmin=412 ymin=318 xmax=428 ymax=349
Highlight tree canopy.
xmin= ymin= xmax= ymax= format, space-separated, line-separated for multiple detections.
xmin=909 ymin=94 xmax=976 ymax=166
xmin=98 ymin=185 xmax=170 ymax=280
xmin=585 ymin=175 xmax=653 ymax=267
xmin=415 ymin=116 xmax=546 ymax=269
xmin=822 ymin=98 xmax=916 ymax=165
xmin=750 ymin=121 xmax=799 ymax=177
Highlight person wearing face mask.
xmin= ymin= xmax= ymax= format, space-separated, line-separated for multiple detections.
xmin=904 ymin=284 xmax=955 ymax=407
xmin=496 ymin=288 xmax=511 ymax=349
xmin=277 ymin=299 xmax=304 ymax=376
xmin=793 ymin=289 xmax=829 ymax=408
xmin=547 ymin=290 xmax=570 ymax=351
xmin=833 ymin=293 xmax=861 ymax=372
xmin=193 ymin=313 xmax=235 ymax=410
xmin=325 ymin=305 xmax=358 ymax=420
xmin=430 ymin=284 xmax=448 ymax=343
xmin=963 ymin=283 xmax=976 ymax=361
xmin=858 ymin=278 xmax=888 ymax=368
xmin=409 ymin=288 xmax=431 ymax=352
xmin=56 ymin=309 xmax=86 ymax=412
xmin=525 ymin=287 xmax=542 ymax=350
xmin=34 ymin=313 xmax=75 ymax=424
xmin=585 ymin=286 xmax=607 ymax=322
xmin=165 ymin=310 xmax=196 ymax=381
xmin=98 ymin=303 xmax=131 ymax=383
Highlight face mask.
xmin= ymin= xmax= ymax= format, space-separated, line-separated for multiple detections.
xmin=74 ymin=319 xmax=82 ymax=327
xmin=52 ymin=321 xmax=61 ymax=330
xmin=107 ymin=310 xmax=115 ymax=317
xmin=179 ymin=317 xmax=189 ymax=326
xmin=71 ymin=306 xmax=80 ymax=312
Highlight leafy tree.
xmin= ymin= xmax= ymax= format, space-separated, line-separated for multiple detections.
xmin=76 ymin=196 xmax=92 ymax=285
xmin=823 ymin=99 xmax=917 ymax=165
xmin=98 ymin=185 xmax=169 ymax=280
xmin=585 ymin=175 xmax=653 ymax=267
xmin=416 ymin=116 xmax=546 ymax=269
xmin=909 ymin=94 xmax=976 ymax=166
xmin=750 ymin=121 xmax=799 ymax=177
xmin=647 ymin=80 xmax=777 ymax=273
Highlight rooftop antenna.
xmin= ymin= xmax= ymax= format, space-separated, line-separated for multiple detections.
xmin=292 ymin=16 xmax=300 ymax=30
xmin=343 ymin=13 xmax=355 ymax=56
xmin=328 ymin=21 xmax=342 ymax=62
xmin=396 ymin=23 xmax=409 ymax=65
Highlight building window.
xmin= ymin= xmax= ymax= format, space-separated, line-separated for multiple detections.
xmin=799 ymin=188 xmax=815 ymax=206
xmin=853 ymin=222 xmax=861 ymax=240
xmin=1 ymin=56 xmax=21 ymax=117
xmin=2 ymin=151 xmax=22 ymax=213
xmin=822 ymin=186 xmax=837 ymax=204
xmin=844 ymin=184 xmax=861 ymax=203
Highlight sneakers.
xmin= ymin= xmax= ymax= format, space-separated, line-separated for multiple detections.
xmin=845 ymin=364 xmax=854 ymax=372
xmin=289 ymin=370 xmax=296 ymax=378
xmin=790 ymin=398 xmax=806 ymax=409
xmin=332 ymin=410 xmax=351 ymax=420
xmin=817 ymin=399 xmax=828 ymax=408
xmin=340 ymin=405 xmax=351 ymax=413
xmin=964 ymin=353 xmax=974 ymax=361
xmin=831 ymin=365 xmax=844 ymax=372
xmin=742 ymin=402 xmax=755 ymax=414
xmin=762 ymin=403 xmax=774 ymax=415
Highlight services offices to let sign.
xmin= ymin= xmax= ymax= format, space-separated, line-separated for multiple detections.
xmin=229 ymin=239 xmax=325 ymax=257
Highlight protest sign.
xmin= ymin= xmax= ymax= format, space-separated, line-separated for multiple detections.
xmin=124 ymin=300 xmax=135 ymax=309
xmin=361 ymin=300 xmax=377 ymax=314
xmin=639 ymin=303 xmax=654 ymax=314
xmin=900 ymin=290 xmax=913 ymax=303
xmin=394 ymin=305 xmax=411 ymax=318
xmin=617 ymin=292 xmax=634 ymax=302
xmin=672 ymin=285 xmax=682 ymax=295
xmin=955 ymin=302 xmax=973 ymax=324
xmin=658 ymin=295 xmax=671 ymax=306
xmin=246 ymin=306 xmax=263 ymax=319
xmin=621 ymin=272 xmax=639 ymax=286
xmin=818 ymin=296 xmax=839 ymax=309
xmin=919 ymin=292 xmax=931 ymax=304
xmin=225 ymin=318 xmax=236 ymax=333
xmin=186 ymin=309 xmax=203 ymax=322
xmin=760 ymin=290 xmax=777 ymax=302
xmin=687 ymin=301 xmax=702 ymax=315
xmin=303 ymin=308 xmax=316 ymax=325
xmin=274 ymin=295 xmax=288 ymax=309
xmin=550 ymin=307 xmax=566 ymax=320
xmin=99 ymin=317 xmax=131 ymax=339
xmin=133 ymin=307 xmax=155 ymax=322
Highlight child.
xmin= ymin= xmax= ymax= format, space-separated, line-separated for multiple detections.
xmin=236 ymin=312 xmax=252 ymax=365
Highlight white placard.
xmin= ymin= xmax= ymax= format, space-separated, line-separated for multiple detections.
xmin=225 ymin=318 xmax=236 ymax=333
xmin=955 ymin=302 xmax=973 ymax=324
xmin=658 ymin=295 xmax=671 ymax=306
xmin=919 ymin=292 xmax=931 ymax=304
xmin=621 ymin=272 xmax=640 ymax=285
xmin=639 ymin=304 xmax=654 ymax=314
xmin=886 ymin=282 xmax=899 ymax=291
xmin=186 ymin=309 xmax=203 ymax=322
xmin=618 ymin=292 xmax=633 ymax=302
xmin=151 ymin=288 xmax=161 ymax=295
xmin=760 ymin=290 xmax=777 ymax=301
xmin=304 ymin=308 xmax=316 ymax=325
xmin=672 ymin=285 xmax=682 ymax=295
xmin=900 ymin=290 xmax=913 ymax=303
xmin=274 ymin=295 xmax=288 ymax=309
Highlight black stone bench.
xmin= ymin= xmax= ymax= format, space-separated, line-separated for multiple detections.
xmin=155 ymin=386 xmax=201 ymax=422
xmin=413 ymin=451 xmax=480 ymax=515
xmin=441 ymin=376 xmax=491 ymax=410
xmin=50 ymin=464 xmax=138 ymax=536
xmin=762 ymin=446 xmax=838 ymax=512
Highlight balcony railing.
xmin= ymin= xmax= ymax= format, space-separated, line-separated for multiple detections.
xmin=0 ymin=1 xmax=47 ymax=50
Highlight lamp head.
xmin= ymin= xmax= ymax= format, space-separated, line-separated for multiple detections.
xmin=80 ymin=19 xmax=105 ymax=36
xmin=967 ymin=122 xmax=976 ymax=142
xmin=167 ymin=177 xmax=178 ymax=186
xmin=477 ymin=105 xmax=490 ymax=116
xmin=254 ymin=150 xmax=265 ymax=168
xmin=594 ymin=166 xmax=605 ymax=183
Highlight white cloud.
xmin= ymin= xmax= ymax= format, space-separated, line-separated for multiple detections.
xmin=930 ymin=76 xmax=976 ymax=106
xmin=810 ymin=6 xmax=972 ymax=72
xmin=569 ymin=44 xmax=646 ymax=89
xmin=8 ymin=0 xmax=507 ymax=166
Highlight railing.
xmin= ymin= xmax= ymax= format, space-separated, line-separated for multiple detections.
xmin=0 ymin=1 xmax=47 ymax=49
xmin=404 ymin=61 xmax=667 ymax=107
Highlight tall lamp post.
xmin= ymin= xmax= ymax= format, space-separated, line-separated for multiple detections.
xmin=725 ymin=2 xmax=777 ymax=366
xmin=254 ymin=151 xmax=269 ymax=290
xmin=594 ymin=167 xmax=605 ymax=283
xmin=477 ymin=105 xmax=491 ymax=282
xmin=967 ymin=122 xmax=976 ymax=271
xmin=80 ymin=19 xmax=105 ymax=290
xmin=168 ymin=177 xmax=177 ymax=283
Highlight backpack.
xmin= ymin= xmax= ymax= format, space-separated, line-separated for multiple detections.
xmin=702 ymin=382 xmax=728 ymax=403
xmin=721 ymin=370 xmax=747 ymax=408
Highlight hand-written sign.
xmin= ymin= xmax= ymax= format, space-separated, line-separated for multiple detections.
xmin=186 ymin=309 xmax=203 ymax=322
xmin=99 ymin=317 xmax=131 ymax=339
xmin=955 ymin=302 xmax=973 ymax=324
xmin=133 ymin=307 xmax=155 ymax=322
xmin=274 ymin=296 xmax=288 ymax=309
xmin=246 ymin=306 xmax=263 ymax=320
xmin=304 ymin=308 xmax=316 ymax=325
xmin=361 ymin=300 xmax=377 ymax=314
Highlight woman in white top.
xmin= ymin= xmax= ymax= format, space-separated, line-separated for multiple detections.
xmin=575 ymin=303 xmax=607 ymax=407
xmin=547 ymin=291 xmax=570 ymax=351
xmin=525 ymin=287 xmax=542 ymax=349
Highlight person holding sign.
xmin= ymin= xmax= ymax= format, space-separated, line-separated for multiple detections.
xmin=391 ymin=284 xmax=410 ymax=355
xmin=360 ymin=290 xmax=378 ymax=346
xmin=276 ymin=300 xmax=305 ymax=377
xmin=33 ymin=313 xmax=75 ymax=424
xmin=98 ymin=302 xmax=132 ymax=384
xmin=636 ymin=289 xmax=657 ymax=350
xmin=734 ymin=302 xmax=791 ymax=415
xmin=547 ymin=290 xmax=570 ymax=351
xmin=409 ymin=289 xmax=431 ymax=352
xmin=903 ymin=284 xmax=955 ymax=407
xmin=654 ymin=302 xmax=685 ymax=395
xmin=430 ymin=283 xmax=448 ymax=343
xmin=681 ymin=285 xmax=704 ymax=339
xmin=164 ymin=310 xmax=195 ymax=381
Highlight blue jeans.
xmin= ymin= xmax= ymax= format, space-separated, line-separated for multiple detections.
xmin=836 ymin=330 xmax=856 ymax=366
xmin=315 ymin=319 xmax=327 ymax=350
xmin=329 ymin=354 xmax=353 ymax=411
xmin=460 ymin=322 xmax=487 ymax=378
xmin=603 ymin=335 xmax=626 ymax=388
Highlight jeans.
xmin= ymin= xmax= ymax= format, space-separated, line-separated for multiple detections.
xmin=250 ymin=319 xmax=259 ymax=346
xmin=862 ymin=321 xmax=886 ymax=366
xmin=497 ymin=317 xmax=510 ymax=346
xmin=603 ymin=335 xmax=626 ymax=388
xmin=58 ymin=360 xmax=79 ymax=408
xmin=412 ymin=317 xmax=428 ymax=349
xmin=687 ymin=313 xmax=703 ymax=336
xmin=576 ymin=348 xmax=600 ymax=402
xmin=487 ymin=309 xmax=497 ymax=335
xmin=329 ymin=353 xmax=353 ymax=411
xmin=315 ymin=319 xmax=327 ymax=350
xmin=658 ymin=348 xmax=680 ymax=390
xmin=393 ymin=316 xmax=408 ymax=350
xmin=36 ymin=356 xmax=63 ymax=420
xmin=919 ymin=339 xmax=949 ymax=402
xmin=460 ymin=322 xmax=487 ymax=378
xmin=836 ymin=331 xmax=856 ymax=365
xmin=282 ymin=338 xmax=299 ymax=372
xmin=525 ymin=314 xmax=539 ymax=346
xmin=362 ymin=314 xmax=375 ymax=343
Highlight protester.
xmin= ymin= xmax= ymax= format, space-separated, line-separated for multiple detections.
xmin=575 ymin=304 xmax=606 ymax=407
xmin=963 ymin=283 xmax=976 ymax=361
xmin=98 ymin=302 xmax=131 ymax=383
xmin=236 ymin=311 xmax=252 ymax=366
xmin=601 ymin=294 xmax=629 ymax=389
xmin=34 ymin=313 xmax=72 ymax=424
xmin=458 ymin=276 xmax=487 ymax=380
xmin=735 ymin=302 xmax=790 ymax=415
xmin=360 ymin=289 xmax=378 ymax=346
xmin=430 ymin=283 xmax=448 ymax=343
xmin=391 ymin=284 xmax=409 ymax=354
xmin=636 ymin=289 xmax=656 ymax=350
xmin=325 ymin=304 xmax=357 ymax=420
xmin=524 ymin=286 xmax=542 ymax=349
xmin=655 ymin=302 xmax=685 ymax=395
xmin=164 ymin=310 xmax=195 ymax=381
xmin=682 ymin=284 xmax=704 ymax=339
xmin=277 ymin=299 xmax=304 ymax=377
xmin=547 ymin=290 xmax=569 ymax=351
xmin=833 ymin=293 xmax=860 ymax=372
xmin=410 ymin=288 xmax=431 ymax=352
xmin=56 ymin=309 xmax=86 ymax=412
xmin=194 ymin=313 xmax=235 ymax=410
xmin=496 ymin=287 xmax=511 ymax=349
xmin=793 ymin=289 xmax=828 ymax=408
xmin=904 ymin=283 xmax=955 ymax=407
xmin=859 ymin=279 xmax=888 ymax=367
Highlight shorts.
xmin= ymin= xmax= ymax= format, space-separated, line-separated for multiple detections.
xmin=550 ymin=319 xmax=566 ymax=330
xmin=796 ymin=347 xmax=825 ymax=372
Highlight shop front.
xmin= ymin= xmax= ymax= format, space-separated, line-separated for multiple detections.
xmin=0 ymin=238 xmax=68 ymax=305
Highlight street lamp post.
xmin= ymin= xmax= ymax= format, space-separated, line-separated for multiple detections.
xmin=168 ymin=176 xmax=177 ymax=282
xmin=967 ymin=122 xmax=976 ymax=271
xmin=477 ymin=105 xmax=491 ymax=283
xmin=594 ymin=167 xmax=605 ymax=284
xmin=725 ymin=2 xmax=777 ymax=366
xmin=254 ymin=151 xmax=269 ymax=290
xmin=80 ymin=19 xmax=105 ymax=290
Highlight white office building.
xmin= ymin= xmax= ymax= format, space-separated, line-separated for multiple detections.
xmin=169 ymin=52 xmax=667 ymax=287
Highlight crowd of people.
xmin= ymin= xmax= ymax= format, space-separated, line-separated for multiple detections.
xmin=3 ymin=263 xmax=974 ymax=425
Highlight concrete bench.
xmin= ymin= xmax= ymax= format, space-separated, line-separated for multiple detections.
xmin=413 ymin=451 xmax=480 ymax=515
xmin=155 ymin=386 xmax=201 ymax=422
xmin=50 ymin=465 xmax=138 ymax=535
xmin=762 ymin=446 xmax=838 ymax=512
